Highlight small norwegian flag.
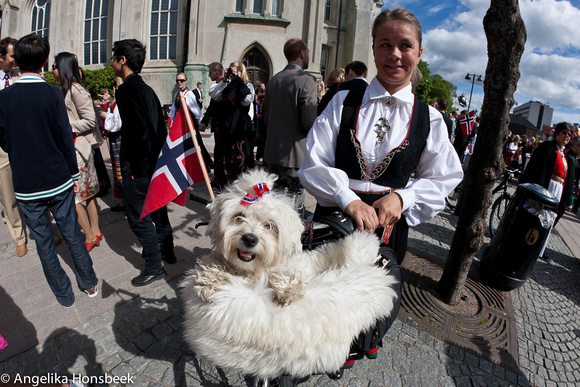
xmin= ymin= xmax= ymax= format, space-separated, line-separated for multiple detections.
xmin=459 ymin=110 xmax=476 ymax=136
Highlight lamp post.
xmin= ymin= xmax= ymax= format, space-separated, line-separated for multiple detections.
xmin=464 ymin=73 xmax=483 ymax=111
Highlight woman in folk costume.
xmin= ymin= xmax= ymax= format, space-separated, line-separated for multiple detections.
xmin=53 ymin=52 xmax=103 ymax=252
xmin=99 ymin=88 xmax=125 ymax=212
xmin=520 ymin=122 xmax=572 ymax=259
xmin=298 ymin=8 xmax=463 ymax=371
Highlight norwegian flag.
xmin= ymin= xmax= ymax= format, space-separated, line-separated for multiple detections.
xmin=459 ymin=110 xmax=476 ymax=136
xmin=140 ymin=107 xmax=206 ymax=219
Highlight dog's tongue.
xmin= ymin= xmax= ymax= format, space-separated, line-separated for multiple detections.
xmin=238 ymin=250 xmax=254 ymax=262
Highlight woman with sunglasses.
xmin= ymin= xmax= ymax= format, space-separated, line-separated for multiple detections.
xmin=52 ymin=52 xmax=103 ymax=252
xmin=521 ymin=121 xmax=573 ymax=259
xmin=168 ymin=73 xmax=213 ymax=170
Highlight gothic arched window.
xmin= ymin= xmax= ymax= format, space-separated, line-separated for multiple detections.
xmin=31 ymin=0 xmax=50 ymax=38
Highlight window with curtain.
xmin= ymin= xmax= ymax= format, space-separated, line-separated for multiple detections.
xmin=150 ymin=0 xmax=178 ymax=60
xmin=84 ymin=0 xmax=109 ymax=65
xmin=31 ymin=0 xmax=51 ymax=38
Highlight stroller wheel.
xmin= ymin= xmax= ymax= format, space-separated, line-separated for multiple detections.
xmin=327 ymin=368 xmax=344 ymax=380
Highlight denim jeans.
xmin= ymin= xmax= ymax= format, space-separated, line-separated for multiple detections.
xmin=19 ymin=188 xmax=98 ymax=307
xmin=121 ymin=162 xmax=174 ymax=273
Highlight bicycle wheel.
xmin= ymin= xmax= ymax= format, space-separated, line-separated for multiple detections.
xmin=489 ymin=193 xmax=511 ymax=238
xmin=445 ymin=188 xmax=461 ymax=210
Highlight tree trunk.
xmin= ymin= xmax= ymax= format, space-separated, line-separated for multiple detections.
xmin=437 ymin=0 xmax=527 ymax=305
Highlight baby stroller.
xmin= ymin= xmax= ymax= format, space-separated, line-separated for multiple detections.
xmin=185 ymin=209 xmax=401 ymax=386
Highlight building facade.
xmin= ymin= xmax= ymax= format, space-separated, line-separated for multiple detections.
xmin=0 ymin=0 xmax=383 ymax=105
xmin=512 ymin=101 xmax=554 ymax=138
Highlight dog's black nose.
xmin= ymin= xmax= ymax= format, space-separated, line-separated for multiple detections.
xmin=241 ymin=233 xmax=258 ymax=248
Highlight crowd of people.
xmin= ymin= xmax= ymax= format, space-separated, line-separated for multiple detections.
xmin=1 ymin=6 xmax=579 ymax=376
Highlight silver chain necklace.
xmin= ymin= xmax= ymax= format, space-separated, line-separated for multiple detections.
xmin=350 ymin=96 xmax=412 ymax=181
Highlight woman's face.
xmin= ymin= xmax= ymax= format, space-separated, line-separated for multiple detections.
xmin=556 ymin=129 xmax=571 ymax=147
xmin=52 ymin=62 xmax=60 ymax=83
xmin=373 ymin=19 xmax=423 ymax=94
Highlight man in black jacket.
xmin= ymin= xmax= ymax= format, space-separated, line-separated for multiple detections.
xmin=317 ymin=60 xmax=368 ymax=116
xmin=437 ymin=99 xmax=454 ymax=140
xmin=112 ymin=39 xmax=175 ymax=287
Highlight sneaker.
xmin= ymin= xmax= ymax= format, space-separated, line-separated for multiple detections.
xmin=64 ymin=301 xmax=75 ymax=309
xmin=16 ymin=243 xmax=28 ymax=257
xmin=84 ymin=284 xmax=98 ymax=298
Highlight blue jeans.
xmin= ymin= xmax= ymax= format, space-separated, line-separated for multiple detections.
xmin=19 ymin=188 xmax=98 ymax=307
xmin=121 ymin=162 xmax=173 ymax=273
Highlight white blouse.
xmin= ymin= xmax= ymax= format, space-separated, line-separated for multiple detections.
xmin=298 ymin=78 xmax=463 ymax=226
xmin=169 ymin=88 xmax=202 ymax=126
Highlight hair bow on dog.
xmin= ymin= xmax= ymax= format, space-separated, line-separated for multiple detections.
xmin=240 ymin=183 xmax=270 ymax=207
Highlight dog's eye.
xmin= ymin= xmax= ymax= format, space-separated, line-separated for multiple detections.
xmin=234 ymin=214 xmax=245 ymax=225
xmin=264 ymin=221 xmax=276 ymax=231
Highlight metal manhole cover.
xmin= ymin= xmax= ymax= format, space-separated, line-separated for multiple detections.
xmin=398 ymin=249 xmax=518 ymax=370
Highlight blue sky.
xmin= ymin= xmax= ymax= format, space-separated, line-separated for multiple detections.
xmin=384 ymin=0 xmax=580 ymax=125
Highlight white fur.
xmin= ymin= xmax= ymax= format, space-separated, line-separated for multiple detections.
xmin=180 ymin=169 xmax=399 ymax=378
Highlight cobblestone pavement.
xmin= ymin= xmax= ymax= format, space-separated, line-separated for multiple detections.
xmin=1 ymin=188 xmax=579 ymax=386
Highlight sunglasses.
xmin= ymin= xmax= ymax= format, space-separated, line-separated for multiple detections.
xmin=176 ymin=79 xmax=187 ymax=83
xmin=561 ymin=131 xmax=572 ymax=137
xmin=52 ymin=64 xmax=58 ymax=70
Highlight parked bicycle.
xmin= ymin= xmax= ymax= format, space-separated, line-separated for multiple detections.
xmin=488 ymin=168 xmax=520 ymax=237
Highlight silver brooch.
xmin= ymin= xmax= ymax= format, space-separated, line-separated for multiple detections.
xmin=373 ymin=117 xmax=391 ymax=144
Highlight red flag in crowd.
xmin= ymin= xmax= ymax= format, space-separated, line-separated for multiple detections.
xmin=140 ymin=108 xmax=206 ymax=219
xmin=459 ymin=110 xmax=476 ymax=136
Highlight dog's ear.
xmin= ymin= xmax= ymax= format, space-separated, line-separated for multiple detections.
xmin=274 ymin=198 xmax=304 ymax=258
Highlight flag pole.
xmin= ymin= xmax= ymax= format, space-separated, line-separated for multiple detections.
xmin=178 ymin=91 xmax=215 ymax=200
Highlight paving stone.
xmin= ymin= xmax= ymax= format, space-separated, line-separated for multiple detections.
xmin=134 ymin=332 xmax=156 ymax=351
xmin=129 ymin=352 xmax=151 ymax=372
xmin=392 ymin=357 xmax=408 ymax=373
xmin=143 ymin=360 xmax=170 ymax=382
xmin=101 ymin=353 xmax=123 ymax=371
xmin=382 ymin=371 xmax=400 ymax=387
xmin=152 ymin=322 xmax=173 ymax=340
xmin=400 ymin=375 xmax=419 ymax=386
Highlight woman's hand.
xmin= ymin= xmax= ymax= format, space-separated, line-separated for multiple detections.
xmin=344 ymin=200 xmax=379 ymax=233
xmin=372 ymin=193 xmax=403 ymax=227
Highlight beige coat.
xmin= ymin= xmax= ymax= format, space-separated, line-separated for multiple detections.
xmin=65 ymin=83 xmax=103 ymax=161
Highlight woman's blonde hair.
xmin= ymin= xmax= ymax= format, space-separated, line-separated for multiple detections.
xmin=317 ymin=80 xmax=326 ymax=99
xmin=326 ymin=68 xmax=345 ymax=87
xmin=230 ymin=61 xmax=249 ymax=84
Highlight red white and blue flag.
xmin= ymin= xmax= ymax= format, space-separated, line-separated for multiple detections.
xmin=459 ymin=110 xmax=476 ymax=136
xmin=140 ymin=107 xmax=206 ymax=219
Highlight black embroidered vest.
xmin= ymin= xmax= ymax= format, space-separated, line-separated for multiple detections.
xmin=335 ymin=90 xmax=431 ymax=189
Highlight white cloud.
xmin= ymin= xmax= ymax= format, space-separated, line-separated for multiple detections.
xmin=520 ymin=0 xmax=580 ymax=54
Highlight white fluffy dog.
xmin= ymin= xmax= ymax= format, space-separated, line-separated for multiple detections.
xmin=181 ymin=170 xmax=399 ymax=379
